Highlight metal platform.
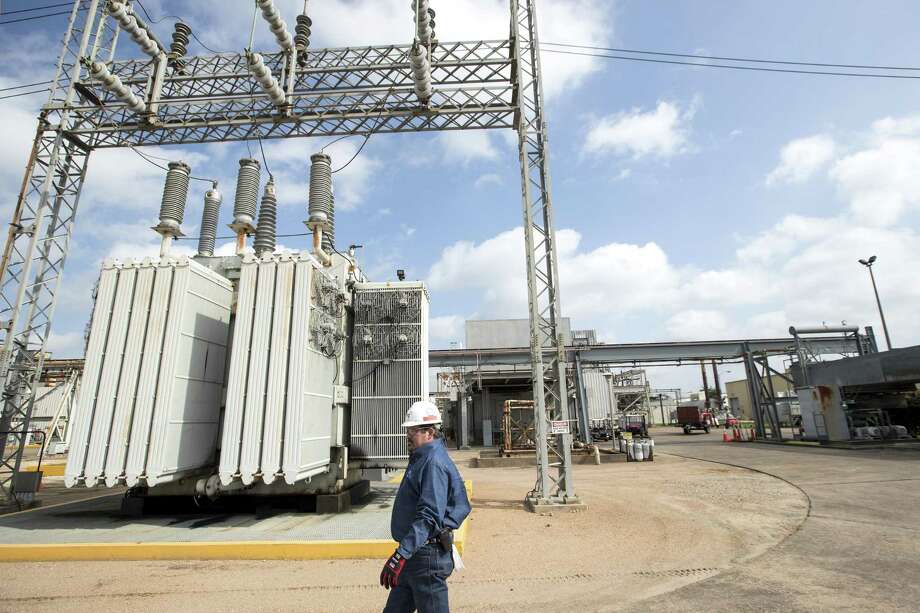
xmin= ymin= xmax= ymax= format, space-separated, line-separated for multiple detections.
xmin=0 ymin=482 xmax=471 ymax=562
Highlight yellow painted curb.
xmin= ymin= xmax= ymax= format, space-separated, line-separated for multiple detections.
xmin=0 ymin=540 xmax=398 ymax=562
xmin=0 ymin=524 xmax=470 ymax=563
xmin=23 ymin=464 xmax=65 ymax=476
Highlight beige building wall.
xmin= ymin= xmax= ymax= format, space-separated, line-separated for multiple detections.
xmin=725 ymin=374 xmax=796 ymax=420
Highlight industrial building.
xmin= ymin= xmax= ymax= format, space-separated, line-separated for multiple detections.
xmin=725 ymin=373 xmax=796 ymax=423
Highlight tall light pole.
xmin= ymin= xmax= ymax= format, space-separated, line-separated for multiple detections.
xmin=858 ymin=256 xmax=893 ymax=350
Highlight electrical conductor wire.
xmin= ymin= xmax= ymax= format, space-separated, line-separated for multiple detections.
xmin=539 ymin=48 xmax=920 ymax=79
xmin=541 ymin=41 xmax=920 ymax=72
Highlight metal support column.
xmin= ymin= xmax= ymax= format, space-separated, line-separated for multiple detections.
xmin=512 ymin=0 xmax=580 ymax=510
xmin=574 ymin=353 xmax=591 ymax=444
xmin=711 ymin=359 xmax=723 ymax=411
xmin=700 ymin=361 xmax=710 ymax=408
xmin=0 ymin=0 xmax=115 ymax=500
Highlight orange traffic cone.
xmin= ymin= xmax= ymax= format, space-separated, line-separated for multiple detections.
xmin=722 ymin=430 xmax=730 ymax=443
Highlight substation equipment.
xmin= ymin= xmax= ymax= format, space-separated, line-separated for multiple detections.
xmin=0 ymin=0 xmax=578 ymax=510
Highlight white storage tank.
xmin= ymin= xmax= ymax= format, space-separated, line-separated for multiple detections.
xmin=218 ymin=252 xmax=343 ymax=486
xmin=65 ymin=256 xmax=232 ymax=488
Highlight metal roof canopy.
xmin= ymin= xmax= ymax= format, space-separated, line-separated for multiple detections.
xmin=430 ymin=335 xmax=863 ymax=367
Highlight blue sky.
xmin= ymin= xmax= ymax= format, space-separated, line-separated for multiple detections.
xmin=1 ymin=0 xmax=919 ymax=392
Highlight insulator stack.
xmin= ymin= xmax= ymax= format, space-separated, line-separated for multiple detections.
xmin=158 ymin=162 xmax=191 ymax=233
xmin=108 ymin=1 xmax=163 ymax=58
xmin=256 ymin=0 xmax=294 ymax=52
xmin=428 ymin=8 xmax=437 ymax=41
xmin=246 ymin=53 xmax=287 ymax=106
xmin=233 ymin=159 xmax=261 ymax=227
xmin=198 ymin=184 xmax=222 ymax=257
xmin=325 ymin=190 xmax=336 ymax=253
xmin=295 ymin=14 xmax=312 ymax=62
xmin=254 ymin=180 xmax=278 ymax=256
xmin=169 ymin=22 xmax=191 ymax=69
xmin=409 ymin=44 xmax=433 ymax=103
xmin=87 ymin=61 xmax=146 ymax=114
xmin=308 ymin=153 xmax=334 ymax=250
xmin=412 ymin=0 xmax=433 ymax=43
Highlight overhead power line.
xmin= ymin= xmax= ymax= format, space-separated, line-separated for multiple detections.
xmin=0 ymin=8 xmax=87 ymax=26
xmin=0 ymin=80 xmax=52 ymax=92
xmin=539 ymin=47 xmax=920 ymax=80
xmin=0 ymin=1 xmax=81 ymax=15
xmin=541 ymin=41 xmax=920 ymax=72
xmin=0 ymin=89 xmax=49 ymax=101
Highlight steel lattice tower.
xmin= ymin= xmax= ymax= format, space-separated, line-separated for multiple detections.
xmin=0 ymin=0 xmax=580 ymax=510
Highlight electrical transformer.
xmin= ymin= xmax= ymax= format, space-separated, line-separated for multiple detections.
xmin=350 ymin=282 xmax=430 ymax=465
xmin=218 ymin=252 xmax=344 ymax=487
xmin=65 ymin=257 xmax=232 ymax=488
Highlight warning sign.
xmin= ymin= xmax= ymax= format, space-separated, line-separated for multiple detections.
xmin=549 ymin=420 xmax=570 ymax=435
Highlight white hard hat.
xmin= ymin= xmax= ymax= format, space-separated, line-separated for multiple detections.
xmin=401 ymin=400 xmax=442 ymax=428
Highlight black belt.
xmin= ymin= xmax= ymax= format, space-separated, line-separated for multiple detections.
xmin=427 ymin=529 xmax=453 ymax=549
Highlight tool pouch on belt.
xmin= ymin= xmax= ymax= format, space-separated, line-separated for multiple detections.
xmin=436 ymin=529 xmax=453 ymax=552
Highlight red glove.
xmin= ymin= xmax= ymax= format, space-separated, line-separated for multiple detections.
xmin=380 ymin=550 xmax=406 ymax=589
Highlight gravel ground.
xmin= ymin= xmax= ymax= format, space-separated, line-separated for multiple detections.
xmin=0 ymin=447 xmax=807 ymax=613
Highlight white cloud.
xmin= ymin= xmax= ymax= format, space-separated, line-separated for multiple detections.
xmin=830 ymin=138 xmax=920 ymax=227
xmin=474 ymin=173 xmax=503 ymax=189
xmin=766 ymin=134 xmax=836 ymax=186
xmin=438 ymin=131 xmax=499 ymax=165
xmin=427 ymin=227 xmax=680 ymax=322
xmin=584 ymin=100 xmax=696 ymax=160
xmin=429 ymin=315 xmax=466 ymax=348
xmin=426 ymin=214 xmax=920 ymax=349
xmin=47 ymin=332 xmax=85 ymax=359
xmin=665 ymin=310 xmax=735 ymax=341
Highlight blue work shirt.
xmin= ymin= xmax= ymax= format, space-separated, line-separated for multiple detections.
xmin=391 ymin=438 xmax=471 ymax=559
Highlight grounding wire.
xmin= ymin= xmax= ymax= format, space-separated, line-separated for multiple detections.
xmin=541 ymin=41 xmax=920 ymax=72
xmin=539 ymin=48 xmax=920 ymax=80
xmin=133 ymin=0 xmax=231 ymax=54
xmin=130 ymin=147 xmax=216 ymax=184
xmin=329 ymin=84 xmax=397 ymax=173
xmin=257 ymin=136 xmax=272 ymax=180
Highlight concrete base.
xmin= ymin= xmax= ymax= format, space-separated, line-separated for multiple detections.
xmin=316 ymin=479 xmax=371 ymax=514
xmin=524 ymin=496 xmax=587 ymax=514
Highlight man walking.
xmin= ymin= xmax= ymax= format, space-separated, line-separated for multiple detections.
xmin=380 ymin=400 xmax=471 ymax=613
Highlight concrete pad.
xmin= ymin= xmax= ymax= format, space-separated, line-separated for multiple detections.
xmin=0 ymin=481 xmax=470 ymax=562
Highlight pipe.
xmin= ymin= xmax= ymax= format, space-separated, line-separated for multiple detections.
xmin=311 ymin=224 xmax=333 ymax=267
xmin=789 ymin=325 xmax=860 ymax=335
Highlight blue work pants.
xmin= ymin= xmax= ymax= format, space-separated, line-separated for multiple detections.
xmin=383 ymin=544 xmax=454 ymax=613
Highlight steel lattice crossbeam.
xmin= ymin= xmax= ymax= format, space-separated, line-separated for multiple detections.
xmin=0 ymin=0 xmax=575 ymax=509
xmin=63 ymin=40 xmax=514 ymax=147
